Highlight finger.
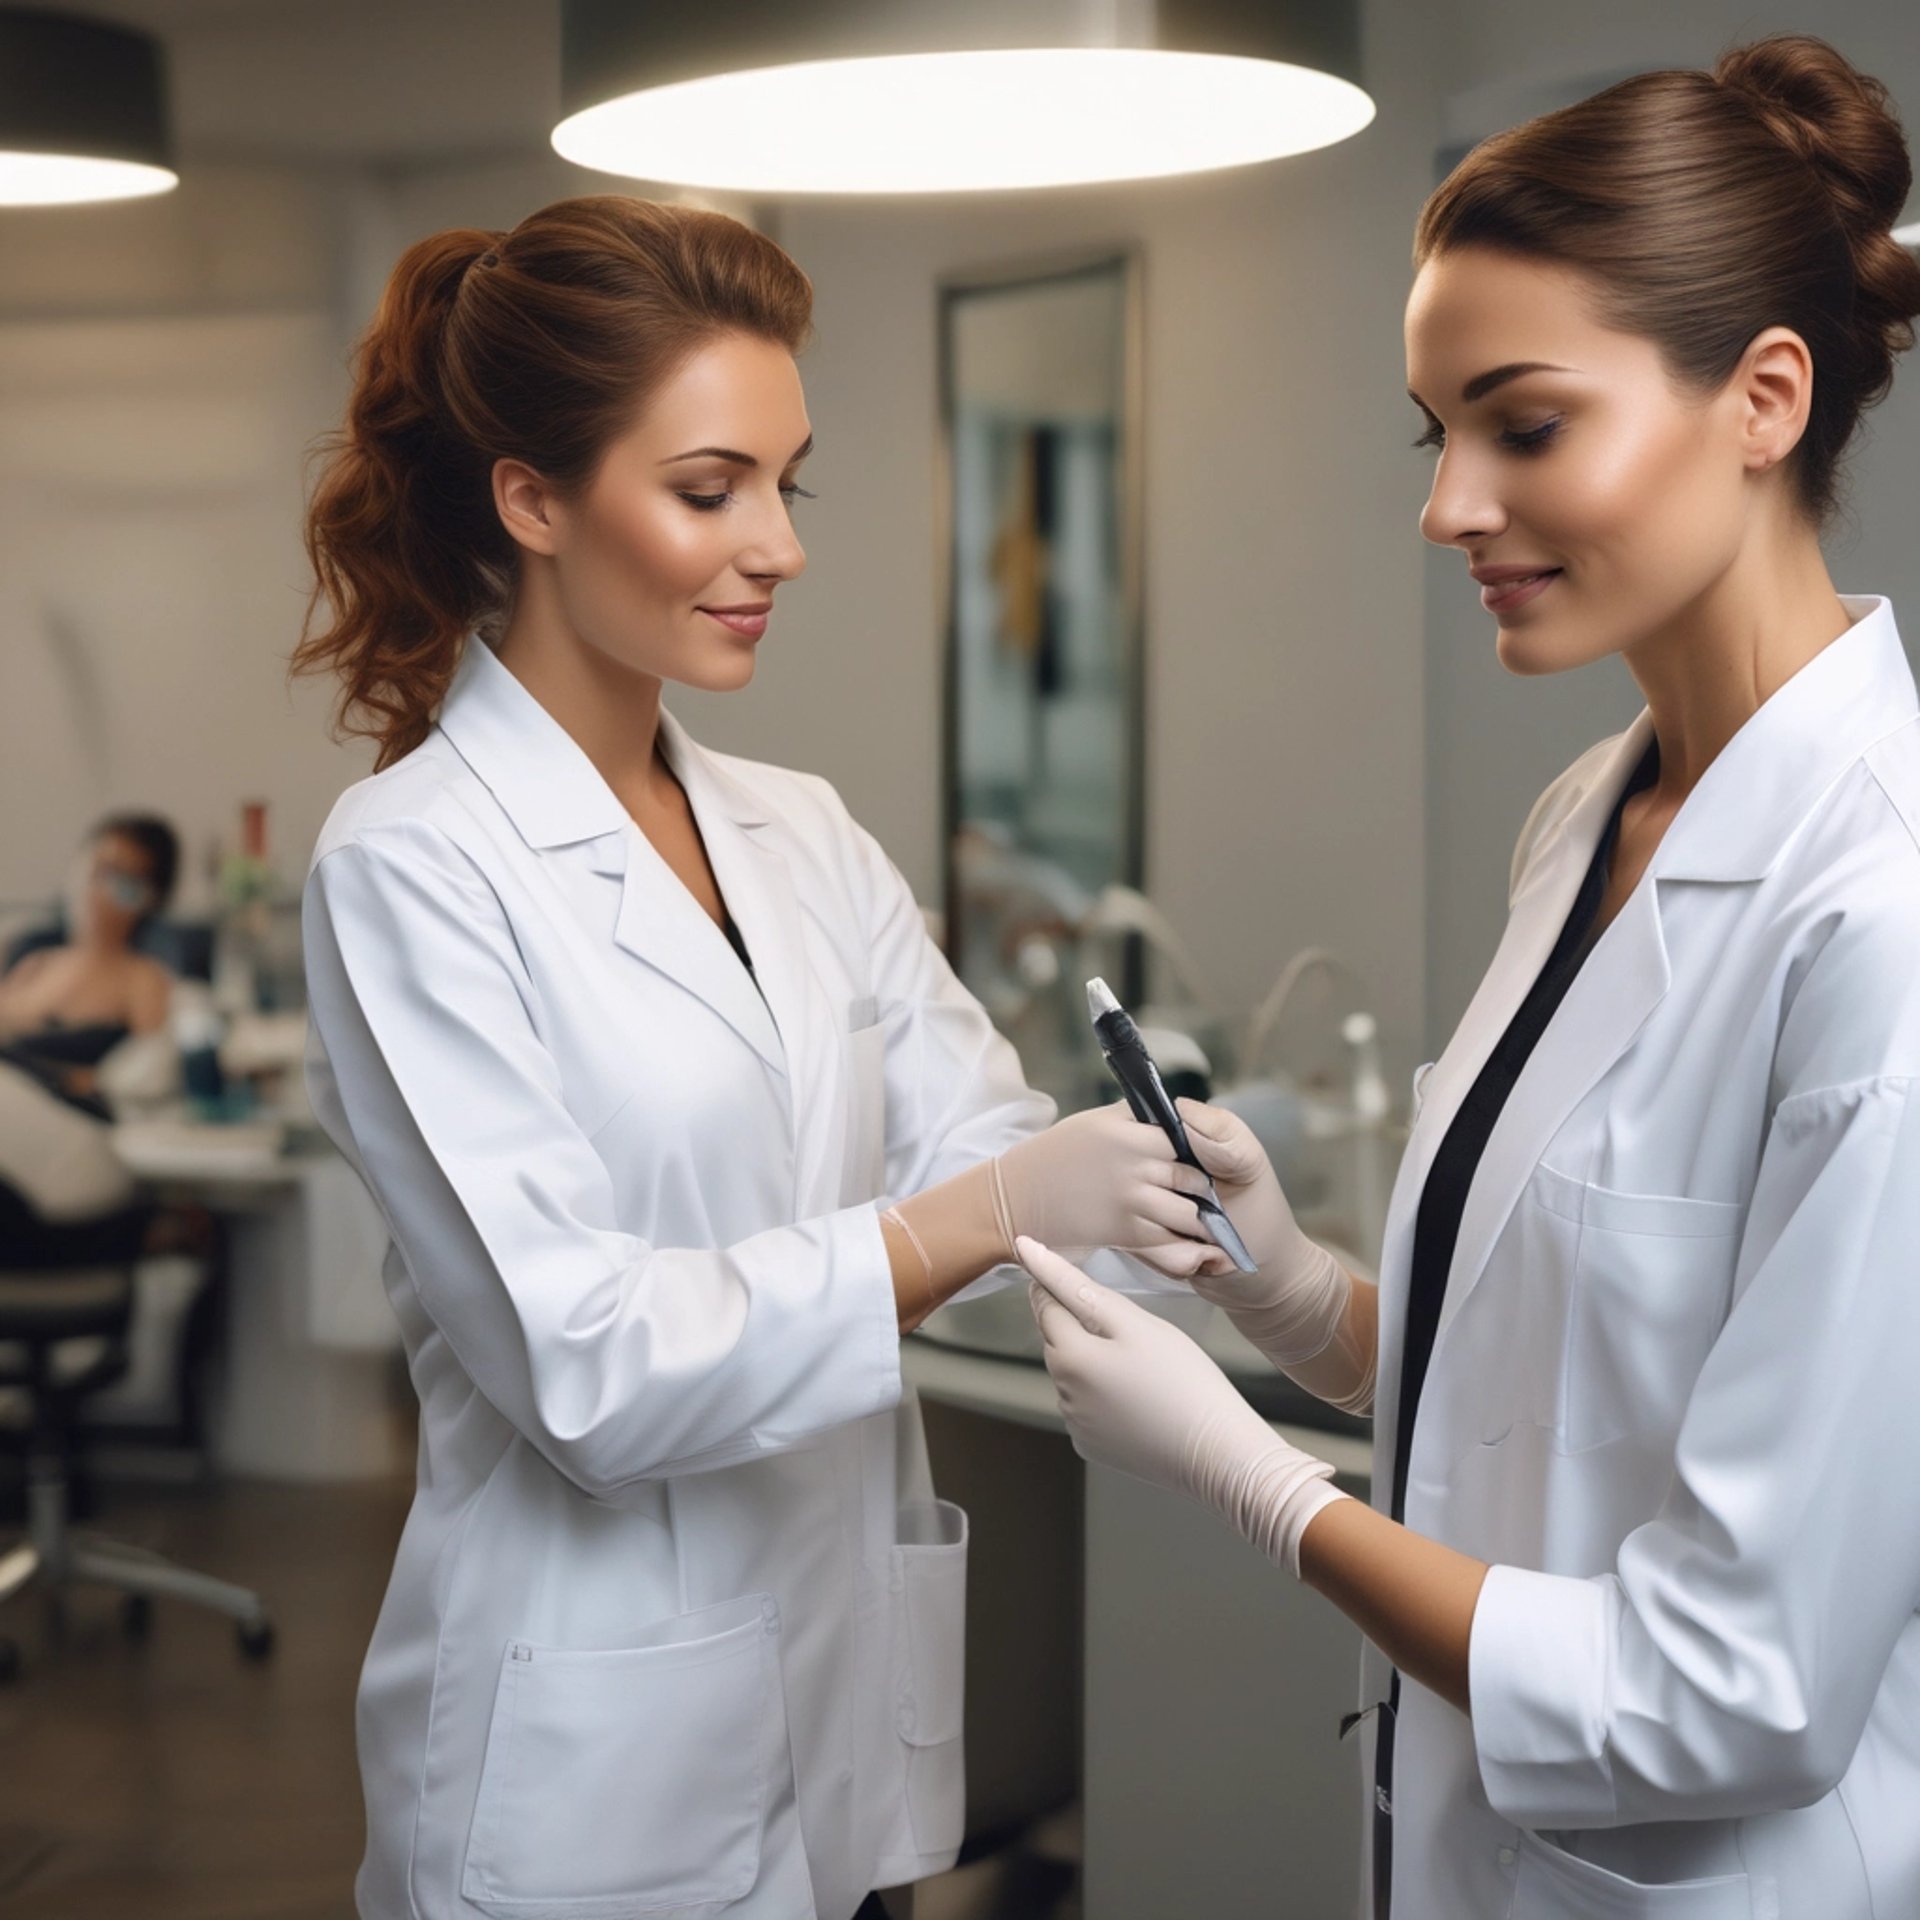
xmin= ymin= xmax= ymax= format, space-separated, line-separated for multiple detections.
xmin=1125 ymin=1241 xmax=1209 ymax=1283
xmin=1166 ymin=1162 xmax=1214 ymax=1199
xmin=1134 ymin=1184 xmax=1220 ymax=1244
xmin=1175 ymin=1097 xmax=1233 ymax=1140
xmin=1027 ymin=1277 xmax=1071 ymax=1345
xmin=1175 ymin=1105 xmax=1257 ymax=1181
xmin=1106 ymin=1102 xmax=1177 ymax=1159
xmin=1017 ymin=1236 xmax=1114 ymax=1334
xmin=1132 ymin=1236 xmax=1218 ymax=1280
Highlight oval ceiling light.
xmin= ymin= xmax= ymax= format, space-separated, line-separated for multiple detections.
xmin=553 ymin=0 xmax=1374 ymax=195
xmin=0 ymin=7 xmax=177 ymax=207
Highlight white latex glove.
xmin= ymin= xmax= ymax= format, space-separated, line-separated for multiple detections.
xmin=1021 ymin=1238 xmax=1348 ymax=1578
xmin=991 ymin=1102 xmax=1221 ymax=1279
xmin=1165 ymin=1100 xmax=1370 ymax=1404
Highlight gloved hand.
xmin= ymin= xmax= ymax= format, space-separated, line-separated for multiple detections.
xmin=989 ymin=1103 xmax=1222 ymax=1279
xmin=1021 ymin=1238 xmax=1348 ymax=1578
xmin=1165 ymin=1100 xmax=1373 ymax=1408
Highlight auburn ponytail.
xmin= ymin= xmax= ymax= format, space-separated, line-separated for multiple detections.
xmin=296 ymin=197 xmax=813 ymax=769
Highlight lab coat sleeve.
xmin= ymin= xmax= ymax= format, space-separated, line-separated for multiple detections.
xmin=844 ymin=815 xmax=1056 ymax=1200
xmin=843 ymin=811 xmax=1180 ymax=1300
xmin=1468 ymin=1071 xmax=1920 ymax=1827
xmin=303 ymin=826 xmax=902 ymax=1496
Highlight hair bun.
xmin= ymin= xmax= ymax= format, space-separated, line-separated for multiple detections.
xmin=1715 ymin=34 xmax=1912 ymax=237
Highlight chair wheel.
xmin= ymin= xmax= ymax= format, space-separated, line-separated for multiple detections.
xmin=0 ymin=1638 xmax=18 ymax=1683
xmin=122 ymin=1594 xmax=153 ymax=1639
xmin=237 ymin=1614 xmax=274 ymax=1660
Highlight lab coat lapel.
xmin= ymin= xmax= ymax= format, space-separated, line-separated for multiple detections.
xmin=601 ymin=822 xmax=786 ymax=1075
xmin=658 ymin=715 xmax=842 ymax=1210
xmin=715 ymin=828 xmax=844 ymax=1212
xmin=1434 ymin=866 xmax=1670 ymax=1347
xmin=1404 ymin=716 xmax=1669 ymax=1349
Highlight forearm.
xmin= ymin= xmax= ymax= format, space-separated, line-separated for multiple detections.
xmin=1295 ymin=1496 xmax=1488 ymax=1715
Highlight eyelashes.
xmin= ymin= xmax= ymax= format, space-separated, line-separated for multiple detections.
xmin=1412 ymin=419 xmax=1563 ymax=456
xmin=677 ymin=485 xmax=817 ymax=512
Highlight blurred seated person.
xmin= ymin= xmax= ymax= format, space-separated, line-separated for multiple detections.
xmin=0 ymin=815 xmax=181 ymax=1116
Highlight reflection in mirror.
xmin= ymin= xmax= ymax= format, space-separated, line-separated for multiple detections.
xmin=940 ymin=256 xmax=1142 ymax=1111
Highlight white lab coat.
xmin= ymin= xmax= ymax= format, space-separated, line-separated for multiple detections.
xmin=302 ymin=636 xmax=1055 ymax=1920
xmin=1362 ymin=594 xmax=1920 ymax=1917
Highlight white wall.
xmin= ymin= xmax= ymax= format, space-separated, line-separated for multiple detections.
xmin=0 ymin=166 xmax=362 ymax=921
xmin=7 ymin=0 xmax=1913 ymax=1090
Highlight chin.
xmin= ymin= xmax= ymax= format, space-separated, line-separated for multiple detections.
xmin=679 ymin=648 xmax=759 ymax=694
xmin=1493 ymin=620 xmax=1605 ymax=678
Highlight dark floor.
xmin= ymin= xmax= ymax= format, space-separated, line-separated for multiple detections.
xmin=0 ymin=1474 xmax=408 ymax=1920
xmin=0 ymin=1472 xmax=1076 ymax=1920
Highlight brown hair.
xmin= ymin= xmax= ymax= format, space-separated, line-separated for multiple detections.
xmin=295 ymin=195 xmax=814 ymax=769
xmin=1414 ymin=34 xmax=1920 ymax=525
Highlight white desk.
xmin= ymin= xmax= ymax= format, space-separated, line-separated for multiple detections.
xmin=905 ymin=1316 xmax=1370 ymax=1919
xmin=112 ymin=1120 xmax=409 ymax=1482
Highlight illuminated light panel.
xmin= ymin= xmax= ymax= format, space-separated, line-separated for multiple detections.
xmin=553 ymin=49 xmax=1375 ymax=195
xmin=0 ymin=149 xmax=177 ymax=205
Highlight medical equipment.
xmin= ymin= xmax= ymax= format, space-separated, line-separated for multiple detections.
xmin=1086 ymin=977 xmax=1257 ymax=1273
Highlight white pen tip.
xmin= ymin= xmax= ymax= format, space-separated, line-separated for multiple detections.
xmin=1086 ymin=977 xmax=1120 ymax=1019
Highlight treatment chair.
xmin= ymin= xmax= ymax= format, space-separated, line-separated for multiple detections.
xmin=0 ymin=1225 xmax=273 ymax=1682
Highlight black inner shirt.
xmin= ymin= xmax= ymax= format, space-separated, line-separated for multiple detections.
xmin=1371 ymin=737 xmax=1660 ymax=1916
xmin=721 ymin=913 xmax=755 ymax=977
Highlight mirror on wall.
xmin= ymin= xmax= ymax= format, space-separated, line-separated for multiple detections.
xmin=939 ymin=253 xmax=1144 ymax=1108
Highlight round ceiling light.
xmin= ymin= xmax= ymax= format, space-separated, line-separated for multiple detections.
xmin=0 ymin=8 xmax=177 ymax=207
xmin=553 ymin=2 xmax=1374 ymax=196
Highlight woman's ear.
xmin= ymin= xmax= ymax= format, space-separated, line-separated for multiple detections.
xmin=492 ymin=457 xmax=564 ymax=557
xmin=1736 ymin=326 xmax=1814 ymax=475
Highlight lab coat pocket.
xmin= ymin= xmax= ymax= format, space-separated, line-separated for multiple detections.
xmin=840 ymin=1011 xmax=888 ymax=1207
xmin=460 ymin=1591 xmax=784 ymax=1917
xmin=1513 ymin=1828 xmax=1770 ymax=1918
xmin=1535 ymin=1167 xmax=1744 ymax=1454
xmin=891 ymin=1499 xmax=968 ymax=1856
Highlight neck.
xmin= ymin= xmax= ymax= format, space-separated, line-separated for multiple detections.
xmin=1620 ymin=535 xmax=1851 ymax=802
xmin=493 ymin=594 xmax=670 ymax=819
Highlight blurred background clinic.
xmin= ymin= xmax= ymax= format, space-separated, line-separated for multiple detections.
xmin=0 ymin=3 xmax=1915 ymax=1916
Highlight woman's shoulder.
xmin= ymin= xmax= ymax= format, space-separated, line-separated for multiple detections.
xmin=309 ymin=732 xmax=481 ymax=871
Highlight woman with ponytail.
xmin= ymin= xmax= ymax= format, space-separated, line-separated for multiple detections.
xmin=1018 ymin=36 xmax=1920 ymax=1917
xmin=297 ymin=197 xmax=1216 ymax=1920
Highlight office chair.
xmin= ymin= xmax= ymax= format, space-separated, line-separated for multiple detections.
xmin=0 ymin=1223 xmax=273 ymax=1681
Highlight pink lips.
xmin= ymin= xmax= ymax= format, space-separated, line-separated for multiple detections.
xmin=1478 ymin=569 xmax=1560 ymax=613
xmin=700 ymin=605 xmax=771 ymax=639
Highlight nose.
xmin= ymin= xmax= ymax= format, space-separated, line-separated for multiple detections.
xmin=1418 ymin=446 xmax=1506 ymax=552
xmin=738 ymin=497 xmax=807 ymax=587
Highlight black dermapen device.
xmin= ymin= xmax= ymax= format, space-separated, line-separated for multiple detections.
xmin=1086 ymin=978 xmax=1259 ymax=1274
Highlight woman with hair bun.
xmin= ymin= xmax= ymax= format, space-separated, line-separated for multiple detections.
xmin=297 ymin=196 xmax=1221 ymax=1920
xmin=1021 ymin=35 xmax=1920 ymax=1917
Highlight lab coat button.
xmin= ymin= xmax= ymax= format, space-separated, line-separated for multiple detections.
xmin=1497 ymin=1846 xmax=1517 ymax=1869
xmin=897 ymin=1706 xmax=916 ymax=1736
xmin=760 ymin=1597 xmax=780 ymax=1627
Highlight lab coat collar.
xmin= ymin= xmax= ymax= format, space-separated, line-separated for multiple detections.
xmin=434 ymin=638 xmax=776 ymax=849
xmin=1524 ymin=594 xmax=1915 ymax=888
xmin=436 ymin=639 xmax=789 ymax=1076
xmin=436 ymin=638 xmax=625 ymax=849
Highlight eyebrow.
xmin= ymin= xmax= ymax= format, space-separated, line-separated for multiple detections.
xmin=1406 ymin=362 xmax=1575 ymax=412
xmin=659 ymin=434 xmax=814 ymax=468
